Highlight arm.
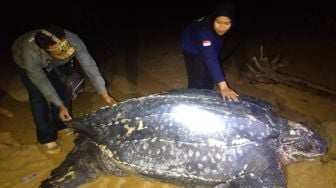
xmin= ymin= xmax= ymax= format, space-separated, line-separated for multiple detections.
xmin=198 ymin=34 xmax=238 ymax=101
xmin=66 ymin=31 xmax=117 ymax=104
xmin=23 ymin=51 xmax=72 ymax=120
xmin=23 ymin=51 xmax=63 ymax=106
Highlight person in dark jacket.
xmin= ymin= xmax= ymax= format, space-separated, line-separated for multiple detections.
xmin=181 ymin=1 xmax=239 ymax=101
xmin=11 ymin=24 xmax=116 ymax=154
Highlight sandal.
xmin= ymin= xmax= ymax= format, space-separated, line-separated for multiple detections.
xmin=42 ymin=141 xmax=61 ymax=154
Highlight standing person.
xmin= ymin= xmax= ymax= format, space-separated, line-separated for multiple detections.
xmin=181 ymin=1 xmax=239 ymax=101
xmin=11 ymin=24 xmax=116 ymax=154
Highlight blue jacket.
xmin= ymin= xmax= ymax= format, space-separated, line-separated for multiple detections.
xmin=181 ymin=18 xmax=225 ymax=83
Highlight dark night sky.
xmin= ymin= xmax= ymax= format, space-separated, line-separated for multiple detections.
xmin=3 ymin=1 xmax=335 ymax=29
xmin=2 ymin=0 xmax=335 ymax=52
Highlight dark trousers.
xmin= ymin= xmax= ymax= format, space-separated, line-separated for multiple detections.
xmin=183 ymin=52 xmax=214 ymax=89
xmin=18 ymin=64 xmax=72 ymax=144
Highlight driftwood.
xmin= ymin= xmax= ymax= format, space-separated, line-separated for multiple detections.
xmin=242 ymin=46 xmax=336 ymax=100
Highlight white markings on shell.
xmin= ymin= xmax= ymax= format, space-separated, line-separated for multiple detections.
xmin=207 ymin=153 xmax=215 ymax=163
xmin=188 ymin=149 xmax=194 ymax=157
xmin=56 ymin=170 xmax=76 ymax=182
xmin=204 ymin=167 xmax=211 ymax=174
xmin=246 ymin=114 xmax=257 ymax=122
xmin=143 ymin=142 xmax=149 ymax=150
xmin=97 ymin=144 xmax=114 ymax=158
xmin=266 ymin=115 xmax=274 ymax=125
xmin=124 ymin=124 xmax=136 ymax=137
xmin=195 ymin=151 xmax=200 ymax=158
xmin=91 ymin=133 xmax=227 ymax=183
xmin=162 ymin=145 xmax=166 ymax=152
xmin=170 ymin=149 xmax=175 ymax=155
xmin=227 ymin=155 xmax=233 ymax=162
xmin=236 ymin=147 xmax=243 ymax=156
xmin=238 ymin=164 xmax=248 ymax=177
xmin=225 ymin=111 xmax=232 ymax=115
xmin=290 ymin=130 xmax=296 ymax=135
xmin=221 ymin=154 xmax=226 ymax=162
xmin=288 ymin=121 xmax=308 ymax=131
xmin=121 ymin=119 xmax=128 ymax=123
xmin=231 ymin=138 xmax=250 ymax=145
xmin=101 ymin=106 xmax=110 ymax=109
xmin=207 ymin=139 xmax=226 ymax=147
xmin=249 ymin=131 xmax=255 ymax=137
xmin=137 ymin=120 xmax=146 ymax=130
xmin=151 ymin=137 xmax=157 ymax=142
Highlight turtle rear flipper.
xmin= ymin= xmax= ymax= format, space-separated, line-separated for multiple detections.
xmin=40 ymin=136 xmax=104 ymax=188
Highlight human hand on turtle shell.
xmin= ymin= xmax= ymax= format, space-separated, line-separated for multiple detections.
xmin=100 ymin=92 xmax=117 ymax=105
xmin=218 ymin=81 xmax=239 ymax=101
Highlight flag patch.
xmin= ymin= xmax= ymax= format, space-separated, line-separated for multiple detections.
xmin=202 ymin=40 xmax=211 ymax=46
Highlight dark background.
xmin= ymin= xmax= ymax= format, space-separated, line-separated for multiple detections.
xmin=3 ymin=0 xmax=335 ymax=36
xmin=1 ymin=0 xmax=336 ymax=65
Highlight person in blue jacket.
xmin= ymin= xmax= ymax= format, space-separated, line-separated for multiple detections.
xmin=181 ymin=1 xmax=239 ymax=101
xmin=11 ymin=24 xmax=116 ymax=154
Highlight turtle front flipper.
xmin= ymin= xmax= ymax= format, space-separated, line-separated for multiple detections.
xmin=40 ymin=135 xmax=104 ymax=188
xmin=214 ymin=172 xmax=286 ymax=188
xmin=215 ymin=143 xmax=287 ymax=188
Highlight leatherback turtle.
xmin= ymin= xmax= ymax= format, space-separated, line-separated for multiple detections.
xmin=40 ymin=89 xmax=327 ymax=187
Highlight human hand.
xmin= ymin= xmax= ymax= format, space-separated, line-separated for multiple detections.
xmin=220 ymin=88 xmax=239 ymax=101
xmin=58 ymin=104 xmax=72 ymax=121
xmin=100 ymin=92 xmax=117 ymax=105
xmin=218 ymin=81 xmax=239 ymax=101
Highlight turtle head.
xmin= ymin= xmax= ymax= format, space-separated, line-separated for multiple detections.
xmin=281 ymin=121 xmax=327 ymax=165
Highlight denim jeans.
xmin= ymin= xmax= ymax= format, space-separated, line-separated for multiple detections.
xmin=18 ymin=64 xmax=72 ymax=144
xmin=183 ymin=52 xmax=214 ymax=89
